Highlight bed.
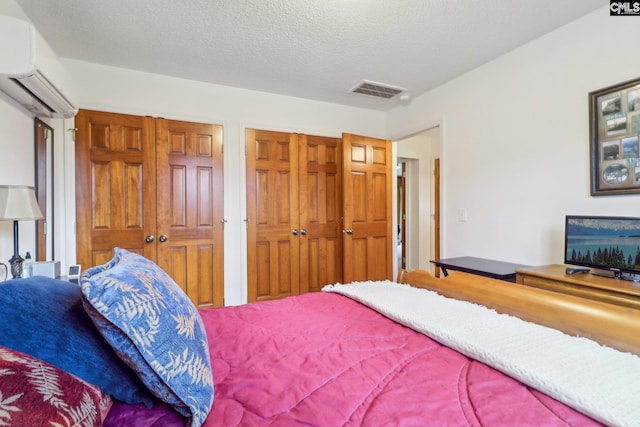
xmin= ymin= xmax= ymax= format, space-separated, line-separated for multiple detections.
xmin=1 ymin=248 xmax=639 ymax=427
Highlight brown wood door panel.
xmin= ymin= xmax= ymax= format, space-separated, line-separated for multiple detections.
xmin=75 ymin=110 xmax=156 ymax=267
xmin=304 ymin=236 xmax=341 ymax=292
xmin=348 ymin=233 xmax=390 ymax=282
xmin=273 ymin=239 xmax=294 ymax=298
xmin=299 ymin=134 xmax=343 ymax=293
xmin=164 ymin=244 xmax=216 ymax=307
xmin=246 ymin=130 xmax=389 ymax=300
xmin=246 ymin=129 xmax=300 ymax=302
xmin=342 ymin=133 xmax=392 ymax=283
xmin=252 ymin=236 xmax=297 ymax=301
xmin=370 ymin=235 xmax=390 ymax=280
xmin=255 ymin=241 xmax=271 ymax=298
xmin=194 ymin=244 xmax=215 ymax=305
xmin=252 ymin=239 xmax=298 ymax=301
xmin=350 ymin=237 xmax=368 ymax=281
xmin=155 ymin=118 xmax=224 ymax=308
xmin=76 ymin=111 xmax=224 ymax=308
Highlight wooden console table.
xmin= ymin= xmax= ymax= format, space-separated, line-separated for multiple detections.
xmin=515 ymin=264 xmax=640 ymax=310
xmin=430 ymin=256 xmax=531 ymax=282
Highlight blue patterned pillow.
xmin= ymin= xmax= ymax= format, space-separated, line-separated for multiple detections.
xmin=80 ymin=248 xmax=213 ymax=426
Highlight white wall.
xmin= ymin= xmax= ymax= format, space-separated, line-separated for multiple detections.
xmin=0 ymin=94 xmax=71 ymax=279
xmin=61 ymin=60 xmax=386 ymax=305
xmin=0 ymin=95 xmax=39 ymax=276
xmin=0 ymin=0 xmax=27 ymax=20
xmin=0 ymin=1 xmax=78 ymax=276
xmin=387 ymin=6 xmax=640 ymax=266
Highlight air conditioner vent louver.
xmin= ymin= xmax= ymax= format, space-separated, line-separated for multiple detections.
xmin=350 ymin=80 xmax=406 ymax=99
xmin=10 ymin=77 xmax=55 ymax=115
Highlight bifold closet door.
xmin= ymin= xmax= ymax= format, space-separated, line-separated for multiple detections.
xmin=75 ymin=110 xmax=157 ymax=266
xmin=298 ymin=134 xmax=343 ymax=293
xmin=245 ymin=129 xmax=300 ymax=302
xmin=342 ymin=133 xmax=393 ymax=283
xmin=246 ymin=129 xmax=391 ymax=302
xmin=155 ymin=119 xmax=224 ymax=308
xmin=75 ymin=110 xmax=224 ymax=308
xmin=246 ymin=129 xmax=350 ymax=302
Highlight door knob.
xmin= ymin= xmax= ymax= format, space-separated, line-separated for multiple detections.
xmin=159 ymin=234 xmax=168 ymax=242
xmin=343 ymin=228 xmax=354 ymax=235
xmin=145 ymin=235 xmax=155 ymax=243
xmin=292 ymin=229 xmax=299 ymax=236
xmin=300 ymin=228 xmax=307 ymax=235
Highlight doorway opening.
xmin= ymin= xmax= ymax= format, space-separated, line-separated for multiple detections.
xmin=395 ymin=126 xmax=441 ymax=275
xmin=397 ymin=161 xmax=406 ymax=271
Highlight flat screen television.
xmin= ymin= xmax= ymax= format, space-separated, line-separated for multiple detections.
xmin=564 ymin=215 xmax=640 ymax=280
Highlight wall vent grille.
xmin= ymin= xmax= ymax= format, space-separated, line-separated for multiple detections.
xmin=350 ymin=80 xmax=406 ymax=99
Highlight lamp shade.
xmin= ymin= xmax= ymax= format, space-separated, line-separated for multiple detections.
xmin=0 ymin=185 xmax=44 ymax=220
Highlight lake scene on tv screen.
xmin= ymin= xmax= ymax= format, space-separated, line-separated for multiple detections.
xmin=566 ymin=217 xmax=640 ymax=270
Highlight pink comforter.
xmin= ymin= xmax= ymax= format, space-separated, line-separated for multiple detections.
xmin=106 ymin=292 xmax=601 ymax=426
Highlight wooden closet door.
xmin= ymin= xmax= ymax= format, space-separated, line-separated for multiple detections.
xmin=155 ymin=119 xmax=224 ymax=308
xmin=75 ymin=110 xmax=157 ymax=267
xmin=342 ymin=133 xmax=393 ymax=283
xmin=298 ymin=135 xmax=343 ymax=292
xmin=76 ymin=111 xmax=224 ymax=308
xmin=246 ymin=129 xmax=300 ymax=302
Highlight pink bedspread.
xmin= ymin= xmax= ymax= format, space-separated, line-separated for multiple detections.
xmin=106 ymin=292 xmax=601 ymax=426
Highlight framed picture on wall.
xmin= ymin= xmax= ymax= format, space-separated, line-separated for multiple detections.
xmin=589 ymin=77 xmax=640 ymax=195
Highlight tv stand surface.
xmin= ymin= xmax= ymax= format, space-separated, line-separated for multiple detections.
xmin=515 ymin=264 xmax=640 ymax=310
xmin=591 ymin=269 xmax=640 ymax=281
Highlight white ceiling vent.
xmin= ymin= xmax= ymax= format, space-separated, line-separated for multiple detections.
xmin=350 ymin=80 xmax=407 ymax=99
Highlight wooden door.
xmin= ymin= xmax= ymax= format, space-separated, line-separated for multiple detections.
xmin=246 ymin=129 xmax=300 ymax=302
xmin=342 ymin=133 xmax=393 ymax=283
xmin=75 ymin=110 xmax=157 ymax=267
xmin=155 ymin=119 xmax=224 ymax=307
xmin=298 ymin=135 xmax=343 ymax=293
xmin=75 ymin=110 xmax=224 ymax=308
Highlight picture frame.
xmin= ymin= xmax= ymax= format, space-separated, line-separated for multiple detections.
xmin=589 ymin=77 xmax=640 ymax=196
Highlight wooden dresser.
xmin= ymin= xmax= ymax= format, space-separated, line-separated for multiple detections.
xmin=515 ymin=264 xmax=640 ymax=310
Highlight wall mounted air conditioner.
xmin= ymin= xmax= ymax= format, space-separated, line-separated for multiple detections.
xmin=0 ymin=15 xmax=78 ymax=118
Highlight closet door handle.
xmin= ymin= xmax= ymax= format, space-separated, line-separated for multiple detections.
xmin=343 ymin=228 xmax=353 ymax=235
xmin=300 ymin=228 xmax=307 ymax=235
xmin=292 ymin=229 xmax=299 ymax=236
xmin=145 ymin=235 xmax=155 ymax=243
xmin=159 ymin=234 xmax=168 ymax=243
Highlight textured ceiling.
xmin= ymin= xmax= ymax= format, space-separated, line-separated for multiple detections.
xmin=14 ymin=0 xmax=606 ymax=111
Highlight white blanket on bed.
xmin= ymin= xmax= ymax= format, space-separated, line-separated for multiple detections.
xmin=323 ymin=280 xmax=640 ymax=427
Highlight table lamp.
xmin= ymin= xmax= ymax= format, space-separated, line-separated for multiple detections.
xmin=0 ymin=185 xmax=44 ymax=279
